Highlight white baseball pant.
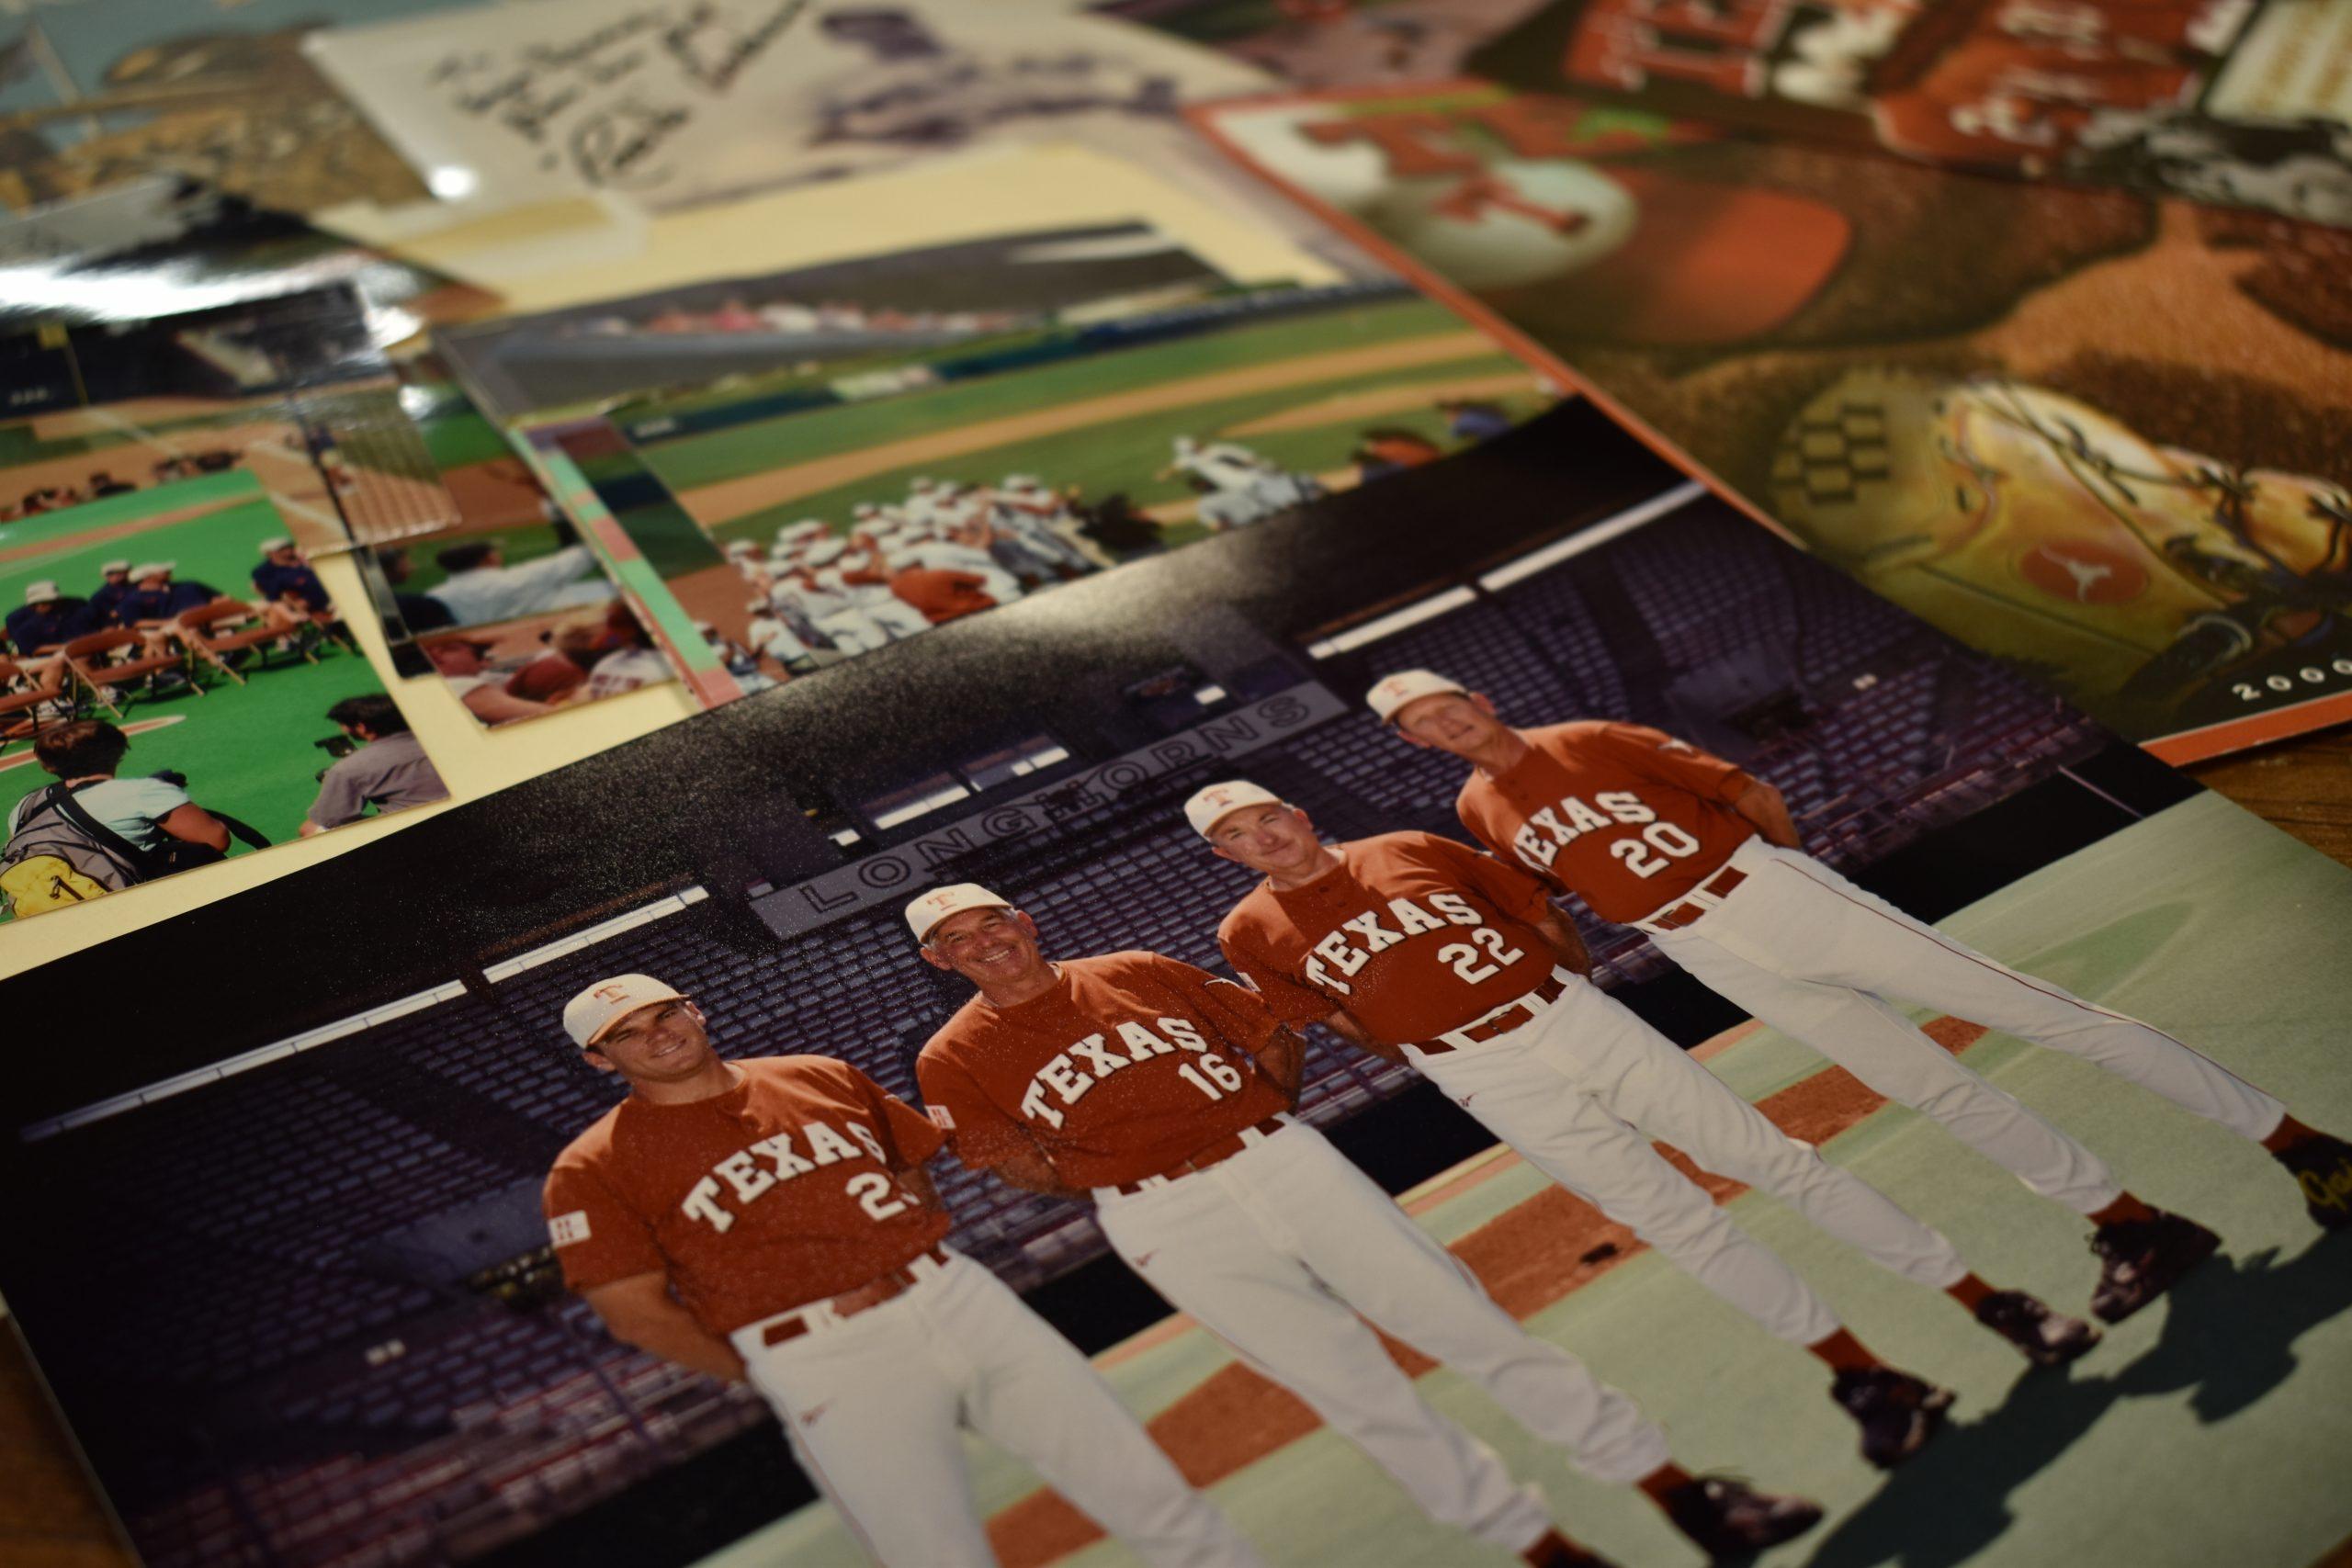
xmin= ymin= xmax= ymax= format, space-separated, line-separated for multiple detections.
xmin=816 ymin=609 xmax=892 ymax=656
xmin=1404 ymin=969 xmax=1967 ymax=1347
xmin=733 ymin=1250 xmax=1261 ymax=1568
xmin=863 ymin=596 xmax=934 ymax=640
xmin=1641 ymin=836 xmax=2288 ymax=1214
xmin=1092 ymin=1118 xmax=1669 ymax=1554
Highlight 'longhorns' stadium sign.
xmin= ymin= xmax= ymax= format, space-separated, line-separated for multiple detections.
xmin=751 ymin=684 xmax=1345 ymax=937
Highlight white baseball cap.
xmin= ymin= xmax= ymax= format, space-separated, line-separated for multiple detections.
xmin=1366 ymin=669 xmax=1466 ymax=724
xmin=562 ymin=973 xmax=685 ymax=1047
xmin=258 ymin=536 xmax=293 ymax=553
xmin=99 ymin=558 xmax=131 ymax=575
xmin=906 ymin=883 xmax=1012 ymax=943
xmin=724 ymin=540 xmax=756 ymax=557
xmin=130 ymin=560 xmax=172 ymax=580
xmin=23 ymin=581 xmax=60 ymax=604
xmin=1183 ymin=779 xmax=1283 ymax=839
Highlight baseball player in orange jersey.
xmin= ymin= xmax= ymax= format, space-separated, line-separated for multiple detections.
xmin=907 ymin=884 xmax=1826 ymax=1567
xmin=1188 ymin=778 xmax=2108 ymax=1462
xmin=1366 ymin=669 xmax=2352 ymax=1320
xmin=540 ymin=974 xmax=1264 ymax=1568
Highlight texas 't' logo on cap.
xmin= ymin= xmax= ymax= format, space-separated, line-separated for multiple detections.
xmin=561 ymin=974 xmax=686 ymax=1048
xmin=1182 ymin=780 xmax=1283 ymax=839
xmin=1365 ymin=669 xmax=1467 ymax=724
xmin=906 ymin=883 xmax=1012 ymax=943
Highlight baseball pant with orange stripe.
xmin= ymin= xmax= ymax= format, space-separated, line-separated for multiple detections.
xmin=1643 ymin=837 xmax=2285 ymax=1214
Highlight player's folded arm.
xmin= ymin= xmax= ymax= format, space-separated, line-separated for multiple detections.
xmin=578 ymin=1271 xmax=747 ymax=1383
xmin=1214 ymin=936 xmax=1385 ymax=1068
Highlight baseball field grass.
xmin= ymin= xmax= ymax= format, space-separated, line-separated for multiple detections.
xmin=412 ymin=395 xmax=515 ymax=476
xmin=719 ymin=795 xmax=2352 ymax=1567
xmin=618 ymin=295 xmax=1544 ymax=543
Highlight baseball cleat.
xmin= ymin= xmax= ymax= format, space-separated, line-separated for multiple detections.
xmin=2088 ymin=1210 xmax=2221 ymax=1323
xmin=1520 ymin=1528 xmax=1618 ymax=1568
xmin=2274 ymin=1133 xmax=2352 ymax=1230
xmin=1662 ymin=1475 xmax=1825 ymax=1561
xmin=1831 ymin=1366 xmax=1955 ymax=1469
xmin=1973 ymin=1290 xmax=2101 ymax=1367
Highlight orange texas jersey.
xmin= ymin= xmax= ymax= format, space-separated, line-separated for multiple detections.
xmin=1218 ymin=831 xmax=1561 ymax=1047
xmin=543 ymin=1055 xmax=949 ymax=1334
xmin=1456 ymin=721 xmax=1760 ymax=923
xmin=916 ymin=951 xmax=1292 ymax=1190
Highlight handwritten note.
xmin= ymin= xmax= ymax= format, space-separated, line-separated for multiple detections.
xmin=307 ymin=0 xmax=1268 ymax=213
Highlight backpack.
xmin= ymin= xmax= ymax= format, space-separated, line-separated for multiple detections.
xmin=1 ymin=783 xmax=146 ymax=917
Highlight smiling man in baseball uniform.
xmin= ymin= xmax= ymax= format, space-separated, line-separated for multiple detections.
xmin=542 ymin=973 xmax=1264 ymax=1568
xmin=1367 ymin=669 xmax=2352 ymax=1323
xmin=1189 ymin=778 xmax=2101 ymax=1462
xmin=909 ymin=884 xmax=1823 ymax=1567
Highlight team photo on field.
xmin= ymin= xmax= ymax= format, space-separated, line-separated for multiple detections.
xmin=5 ymin=408 xmax=2347 ymax=1568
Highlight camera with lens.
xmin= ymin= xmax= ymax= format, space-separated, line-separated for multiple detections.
xmin=311 ymin=732 xmax=358 ymax=781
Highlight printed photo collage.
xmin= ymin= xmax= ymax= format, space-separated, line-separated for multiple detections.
xmin=3 ymin=4 xmax=2351 ymax=1567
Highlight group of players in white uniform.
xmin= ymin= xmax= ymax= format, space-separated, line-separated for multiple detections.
xmin=542 ymin=670 xmax=2352 ymax=1568
xmin=729 ymin=472 xmax=1100 ymax=671
xmin=725 ymin=437 xmax=1319 ymax=677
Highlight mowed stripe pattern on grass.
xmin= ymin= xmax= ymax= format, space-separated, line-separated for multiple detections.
xmin=673 ymin=330 xmax=1504 ymax=530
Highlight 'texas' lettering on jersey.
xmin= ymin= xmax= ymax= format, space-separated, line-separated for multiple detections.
xmin=1304 ymin=892 xmax=1498 ymax=994
xmin=1508 ymin=788 xmax=1713 ymax=881
xmin=679 ymin=1117 xmax=897 ymax=1234
xmin=1019 ymin=1015 xmax=1222 ymax=1128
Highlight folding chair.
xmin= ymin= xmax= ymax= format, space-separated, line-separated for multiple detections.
xmin=176 ymin=597 xmax=314 ymax=687
xmin=0 ymin=658 xmax=56 ymax=755
xmin=61 ymin=628 xmax=202 ymax=718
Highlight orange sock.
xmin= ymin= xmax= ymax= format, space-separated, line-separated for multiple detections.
xmin=2087 ymin=1191 xmax=2158 ymax=1227
xmin=2263 ymin=1115 xmax=2321 ymax=1155
xmin=1637 ymin=1463 xmax=1694 ymax=1506
xmin=1807 ymin=1328 xmax=1882 ymax=1374
xmin=1945 ymin=1273 xmax=1996 ymax=1313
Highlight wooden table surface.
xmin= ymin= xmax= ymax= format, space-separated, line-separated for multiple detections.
xmin=4 ymin=734 xmax=2347 ymax=1567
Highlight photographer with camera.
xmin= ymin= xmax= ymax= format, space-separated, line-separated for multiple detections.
xmin=0 ymin=720 xmax=236 ymax=916
xmin=300 ymin=694 xmax=448 ymax=837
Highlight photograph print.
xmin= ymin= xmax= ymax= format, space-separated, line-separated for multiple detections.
xmin=1189 ymin=80 xmax=2352 ymax=761
xmin=0 ymin=468 xmax=445 ymax=924
xmin=3 ymin=400 xmax=2349 ymax=1568
xmin=0 ymin=285 xmax=459 ymax=551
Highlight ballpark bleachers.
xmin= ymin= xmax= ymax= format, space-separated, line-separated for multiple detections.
xmin=42 ymin=503 xmax=2119 ymax=1567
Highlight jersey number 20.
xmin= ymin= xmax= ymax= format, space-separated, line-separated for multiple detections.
xmin=1611 ymin=822 xmax=1701 ymax=878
